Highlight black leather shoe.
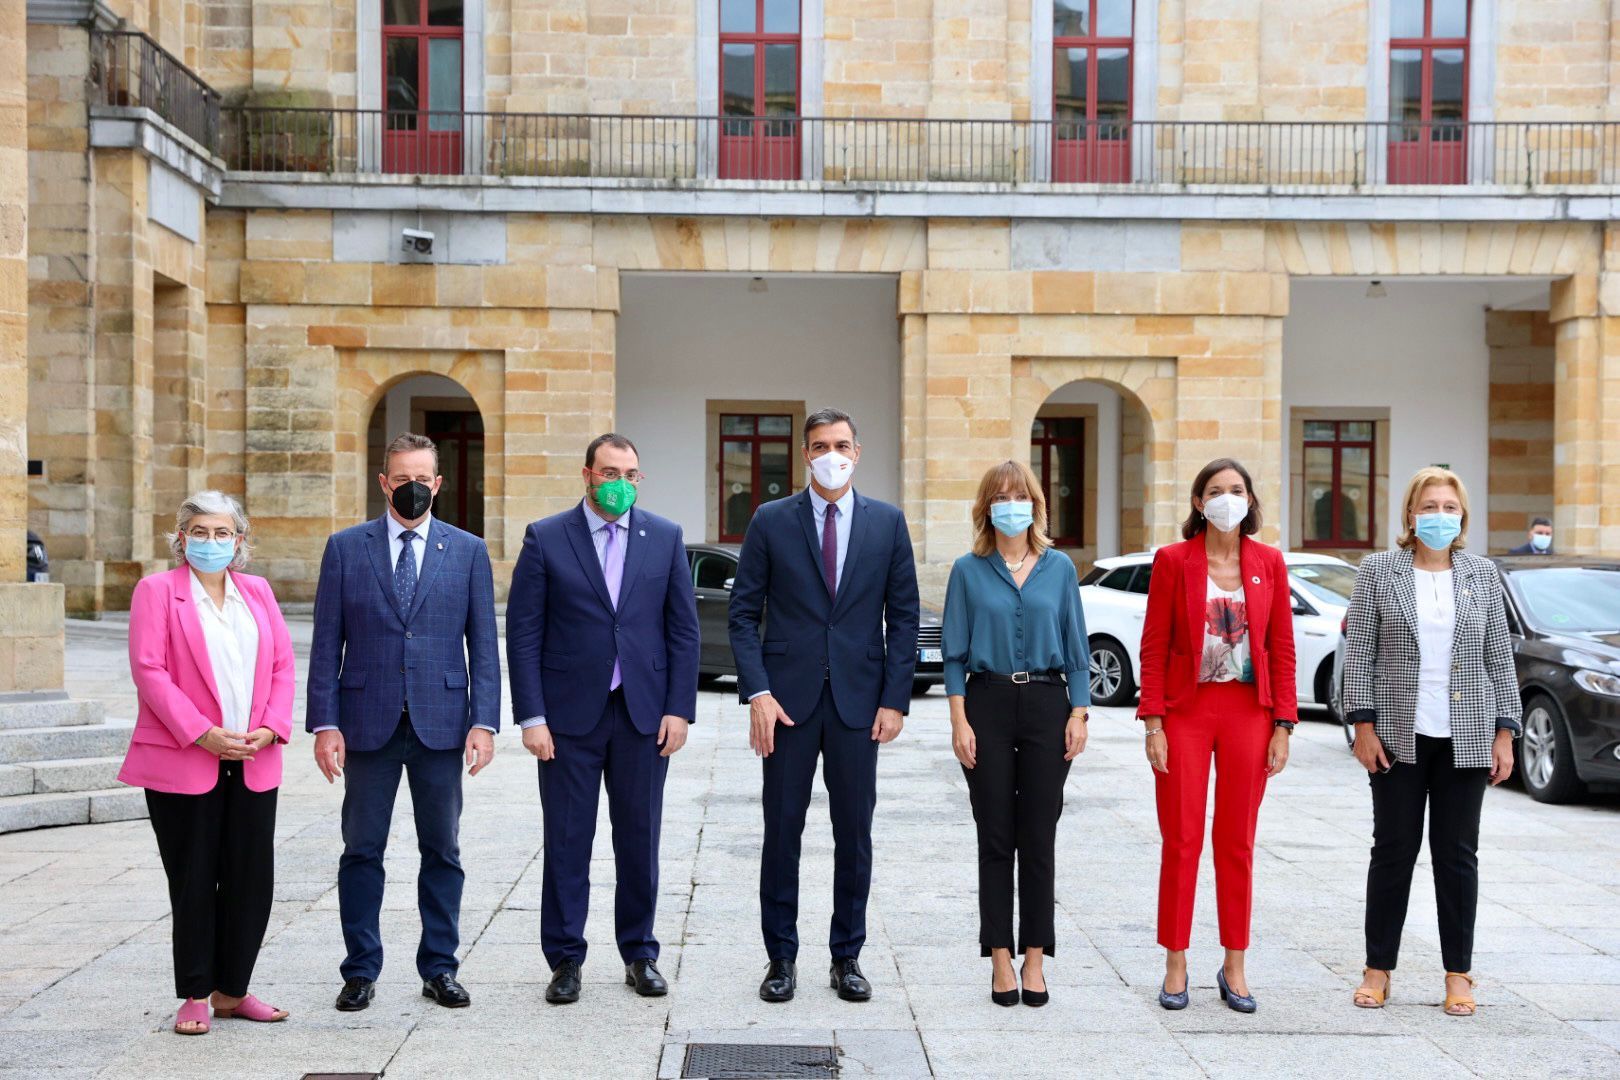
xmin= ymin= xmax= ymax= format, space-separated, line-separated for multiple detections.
xmin=335 ymin=977 xmax=374 ymax=1012
xmin=421 ymin=972 xmax=470 ymax=1008
xmin=546 ymin=960 xmax=582 ymax=1005
xmin=830 ymin=958 xmax=872 ymax=1002
xmin=759 ymin=959 xmax=797 ymax=1003
xmin=625 ymin=959 xmax=667 ymax=997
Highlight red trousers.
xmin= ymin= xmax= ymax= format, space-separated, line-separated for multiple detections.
xmin=1154 ymin=680 xmax=1272 ymax=951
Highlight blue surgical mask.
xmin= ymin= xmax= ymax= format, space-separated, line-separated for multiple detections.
xmin=185 ymin=538 xmax=237 ymax=574
xmin=1414 ymin=513 xmax=1463 ymax=552
xmin=989 ymin=501 xmax=1035 ymax=538
xmin=1531 ymin=532 xmax=1552 ymax=552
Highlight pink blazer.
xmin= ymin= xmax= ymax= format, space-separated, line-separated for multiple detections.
xmin=118 ymin=566 xmax=296 ymax=795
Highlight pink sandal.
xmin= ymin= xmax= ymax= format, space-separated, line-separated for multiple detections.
xmin=213 ymin=993 xmax=288 ymax=1022
xmin=174 ymin=998 xmax=211 ymax=1035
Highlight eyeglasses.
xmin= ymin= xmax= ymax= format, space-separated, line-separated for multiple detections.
xmin=589 ymin=468 xmax=645 ymax=484
xmin=185 ymin=527 xmax=239 ymax=541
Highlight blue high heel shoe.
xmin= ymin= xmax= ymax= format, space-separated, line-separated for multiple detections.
xmin=1158 ymin=979 xmax=1189 ymax=1010
xmin=1216 ymin=967 xmax=1258 ymax=1013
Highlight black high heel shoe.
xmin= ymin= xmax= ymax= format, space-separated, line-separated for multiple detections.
xmin=1019 ymin=965 xmax=1049 ymax=1008
xmin=1216 ymin=967 xmax=1258 ymax=1013
xmin=991 ymin=973 xmax=1019 ymax=1007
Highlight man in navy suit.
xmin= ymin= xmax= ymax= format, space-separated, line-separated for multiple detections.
xmin=307 ymin=432 xmax=500 ymax=1013
xmin=506 ymin=433 xmax=700 ymax=1005
xmin=729 ymin=408 xmax=919 ymax=1003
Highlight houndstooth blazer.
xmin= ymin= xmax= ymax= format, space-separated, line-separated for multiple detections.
xmin=1342 ymin=548 xmax=1522 ymax=769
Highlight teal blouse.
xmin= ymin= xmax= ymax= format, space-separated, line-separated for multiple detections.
xmin=941 ymin=548 xmax=1091 ymax=709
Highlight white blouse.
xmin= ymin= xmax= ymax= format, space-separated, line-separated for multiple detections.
xmin=190 ymin=570 xmax=259 ymax=734
xmin=1413 ymin=568 xmax=1456 ymax=739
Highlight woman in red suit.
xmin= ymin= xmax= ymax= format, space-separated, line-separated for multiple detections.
xmin=1137 ymin=458 xmax=1296 ymax=1014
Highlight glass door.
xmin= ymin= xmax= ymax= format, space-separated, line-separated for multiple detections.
xmin=383 ymin=0 xmax=464 ymax=175
xmin=1387 ymin=0 xmax=1468 ymax=184
xmin=718 ymin=414 xmax=794 ymax=542
xmin=1053 ymin=0 xmax=1132 ymax=183
xmin=719 ymin=0 xmax=801 ymax=180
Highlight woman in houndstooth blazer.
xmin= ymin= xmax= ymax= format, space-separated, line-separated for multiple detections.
xmin=1343 ymin=467 xmax=1521 ymax=1017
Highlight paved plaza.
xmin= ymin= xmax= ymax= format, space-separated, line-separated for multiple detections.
xmin=0 ymin=619 xmax=1617 ymax=1079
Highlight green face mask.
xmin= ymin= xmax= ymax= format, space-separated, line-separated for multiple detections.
xmin=594 ymin=477 xmax=637 ymax=516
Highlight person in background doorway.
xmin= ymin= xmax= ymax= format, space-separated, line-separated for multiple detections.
xmin=1507 ymin=517 xmax=1554 ymax=555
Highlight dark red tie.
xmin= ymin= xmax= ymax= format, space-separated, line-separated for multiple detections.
xmin=821 ymin=504 xmax=839 ymax=599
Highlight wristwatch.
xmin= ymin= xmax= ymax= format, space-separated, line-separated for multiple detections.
xmin=1274 ymin=720 xmax=1297 ymax=731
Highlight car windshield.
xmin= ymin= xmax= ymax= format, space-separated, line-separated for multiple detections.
xmin=1511 ymin=568 xmax=1620 ymax=634
xmin=1289 ymin=563 xmax=1358 ymax=607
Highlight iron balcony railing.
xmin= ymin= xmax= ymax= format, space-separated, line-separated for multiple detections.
xmin=221 ymin=109 xmax=1620 ymax=189
xmin=90 ymin=30 xmax=222 ymax=154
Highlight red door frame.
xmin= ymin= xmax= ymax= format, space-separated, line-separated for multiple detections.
xmin=1387 ymin=0 xmax=1470 ymax=184
xmin=422 ymin=409 xmax=485 ymax=536
xmin=717 ymin=413 xmax=793 ymax=542
xmin=382 ymin=1 xmax=464 ymax=175
xmin=1032 ymin=416 xmax=1085 ymax=546
xmin=1301 ymin=421 xmax=1376 ymax=549
xmin=719 ymin=0 xmax=802 ymax=180
xmin=1053 ymin=0 xmax=1133 ymax=183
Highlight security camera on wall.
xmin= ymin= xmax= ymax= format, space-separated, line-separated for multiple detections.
xmin=401 ymin=228 xmax=435 ymax=256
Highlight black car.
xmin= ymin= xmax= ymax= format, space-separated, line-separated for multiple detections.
xmin=685 ymin=542 xmax=944 ymax=694
xmin=25 ymin=531 xmax=48 ymax=583
xmin=1494 ymin=557 xmax=1620 ymax=802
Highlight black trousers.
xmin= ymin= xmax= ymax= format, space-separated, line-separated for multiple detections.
xmin=145 ymin=761 xmax=278 ymax=999
xmin=1365 ymin=734 xmax=1489 ymax=973
xmin=961 ymin=676 xmax=1073 ymax=957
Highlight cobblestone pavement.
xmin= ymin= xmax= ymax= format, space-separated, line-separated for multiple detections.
xmin=0 ymin=618 xmax=1617 ymax=1079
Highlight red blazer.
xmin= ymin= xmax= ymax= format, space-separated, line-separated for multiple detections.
xmin=118 ymin=567 xmax=296 ymax=795
xmin=1135 ymin=533 xmax=1297 ymax=722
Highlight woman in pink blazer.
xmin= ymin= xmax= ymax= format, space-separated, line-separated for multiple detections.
xmin=121 ymin=491 xmax=295 ymax=1035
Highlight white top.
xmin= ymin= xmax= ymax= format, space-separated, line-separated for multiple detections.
xmin=189 ymin=569 xmax=259 ymax=734
xmin=386 ymin=510 xmax=433 ymax=577
xmin=1200 ymin=577 xmax=1253 ymax=684
xmin=1413 ymin=568 xmax=1457 ymax=739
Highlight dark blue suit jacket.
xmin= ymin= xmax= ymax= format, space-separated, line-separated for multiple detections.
xmin=306 ymin=515 xmax=501 ymax=753
xmin=728 ymin=489 xmax=920 ymax=728
xmin=506 ymin=503 xmax=700 ymax=737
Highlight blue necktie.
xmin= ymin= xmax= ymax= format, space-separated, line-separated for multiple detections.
xmin=395 ymin=530 xmax=419 ymax=613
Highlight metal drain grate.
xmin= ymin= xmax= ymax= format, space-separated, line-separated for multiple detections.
xmin=682 ymin=1042 xmax=839 ymax=1079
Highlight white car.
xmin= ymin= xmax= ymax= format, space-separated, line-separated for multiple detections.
xmin=1078 ymin=551 xmax=1360 ymax=711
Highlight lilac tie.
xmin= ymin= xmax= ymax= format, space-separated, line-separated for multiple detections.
xmin=821 ymin=504 xmax=838 ymax=599
xmin=603 ymin=522 xmax=625 ymax=691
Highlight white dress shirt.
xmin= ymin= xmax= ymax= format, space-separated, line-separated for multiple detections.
xmin=747 ymin=486 xmax=855 ymax=702
xmin=190 ymin=569 xmax=259 ymax=734
xmin=520 ymin=501 xmax=631 ymax=729
xmin=1413 ymin=568 xmax=1457 ymax=739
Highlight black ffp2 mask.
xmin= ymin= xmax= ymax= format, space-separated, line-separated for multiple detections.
xmin=390 ymin=480 xmax=434 ymax=521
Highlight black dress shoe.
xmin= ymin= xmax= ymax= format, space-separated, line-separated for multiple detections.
xmin=421 ymin=972 xmax=471 ymax=1008
xmin=830 ymin=958 xmax=872 ymax=1002
xmin=335 ymin=977 xmax=375 ymax=1012
xmin=625 ymin=959 xmax=668 ymax=997
xmin=546 ymin=960 xmax=582 ymax=1005
xmin=759 ymin=959 xmax=797 ymax=1003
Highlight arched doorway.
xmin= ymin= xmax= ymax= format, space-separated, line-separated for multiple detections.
xmin=364 ymin=373 xmax=486 ymax=538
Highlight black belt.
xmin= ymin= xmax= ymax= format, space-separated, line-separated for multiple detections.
xmin=969 ymin=670 xmax=1066 ymax=686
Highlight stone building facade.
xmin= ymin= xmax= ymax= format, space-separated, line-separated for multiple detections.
xmin=16 ymin=0 xmax=1620 ymax=622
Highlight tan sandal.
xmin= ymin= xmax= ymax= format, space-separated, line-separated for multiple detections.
xmin=1353 ymin=968 xmax=1391 ymax=1008
xmin=1443 ymin=972 xmax=1476 ymax=1016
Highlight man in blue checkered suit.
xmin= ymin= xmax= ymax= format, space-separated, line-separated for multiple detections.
xmin=307 ymin=432 xmax=501 ymax=1014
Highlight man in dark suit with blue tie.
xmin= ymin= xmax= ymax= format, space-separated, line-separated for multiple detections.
xmin=506 ymin=433 xmax=700 ymax=1005
xmin=307 ymin=432 xmax=501 ymax=1013
xmin=729 ymin=408 xmax=920 ymax=1003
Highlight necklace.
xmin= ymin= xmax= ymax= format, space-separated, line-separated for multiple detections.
xmin=1003 ymin=548 xmax=1031 ymax=574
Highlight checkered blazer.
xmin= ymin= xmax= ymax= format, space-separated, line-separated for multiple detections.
xmin=1342 ymin=548 xmax=1521 ymax=768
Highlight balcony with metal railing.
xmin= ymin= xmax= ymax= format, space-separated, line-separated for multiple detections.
xmin=90 ymin=30 xmax=222 ymax=156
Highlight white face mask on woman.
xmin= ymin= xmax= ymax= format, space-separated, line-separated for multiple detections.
xmin=1202 ymin=492 xmax=1250 ymax=533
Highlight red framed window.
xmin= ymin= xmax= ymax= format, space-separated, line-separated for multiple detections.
xmin=1053 ymin=0 xmax=1132 ymax=183
xmin=718 ymin=414 xmax=794 ymax=542
xmin=719 ymin=0 xmax=801 ymax=180
xmin=1301 ymin=421 xmax=1376 ymax=548
xmin=383 ymin=0 xmax=464 ymax=175
xmin=1031 ymin=417 xmax=1085 ymax=547
xmin=1388 ymin=0 xmax=1469 ymax=184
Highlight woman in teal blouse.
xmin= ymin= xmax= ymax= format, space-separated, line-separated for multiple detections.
xmin=943 ymin=460 xmax=1090 ymax=1008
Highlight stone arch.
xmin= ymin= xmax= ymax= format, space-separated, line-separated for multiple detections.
xmin=337 ymin=351 xmax=507 ymax=561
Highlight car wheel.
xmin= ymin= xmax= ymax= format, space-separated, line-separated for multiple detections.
xmin=1521 ymin=693 xmax=1587 ymax=804
xmin=1315 ymin=660 xmax=1338 ymax=723
xmin=1088 ymin=638 xmax=1136 ymax=707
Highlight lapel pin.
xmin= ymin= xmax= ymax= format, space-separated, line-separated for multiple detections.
xmin=639 ymin=529 xmax=646 ymax=537
xmin=436 ymin=542 xmax=444 ymax=550
xmin=1251 ymin=575 xmax=1261 ymax=585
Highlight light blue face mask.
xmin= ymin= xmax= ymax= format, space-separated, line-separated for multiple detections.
xmin=1414 ymin=513 xmax=1463 ymax=552
xmin=185 ymin=538 xmax=237 ymax=574
xmin=989 ymin=500 xmax=1035 ymax=538
xmin=1531 ymin=532 xmax=1552 ymax=552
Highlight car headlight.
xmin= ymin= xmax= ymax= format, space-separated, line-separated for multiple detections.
xmin=1572 ymin=668 xmax=1620 ymax=698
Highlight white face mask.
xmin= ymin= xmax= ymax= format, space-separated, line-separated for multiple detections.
xmin=809 ymin=450 xmax=855 ymax=491
xmin=1202 ymin=492 xmax=1250 ymax=533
